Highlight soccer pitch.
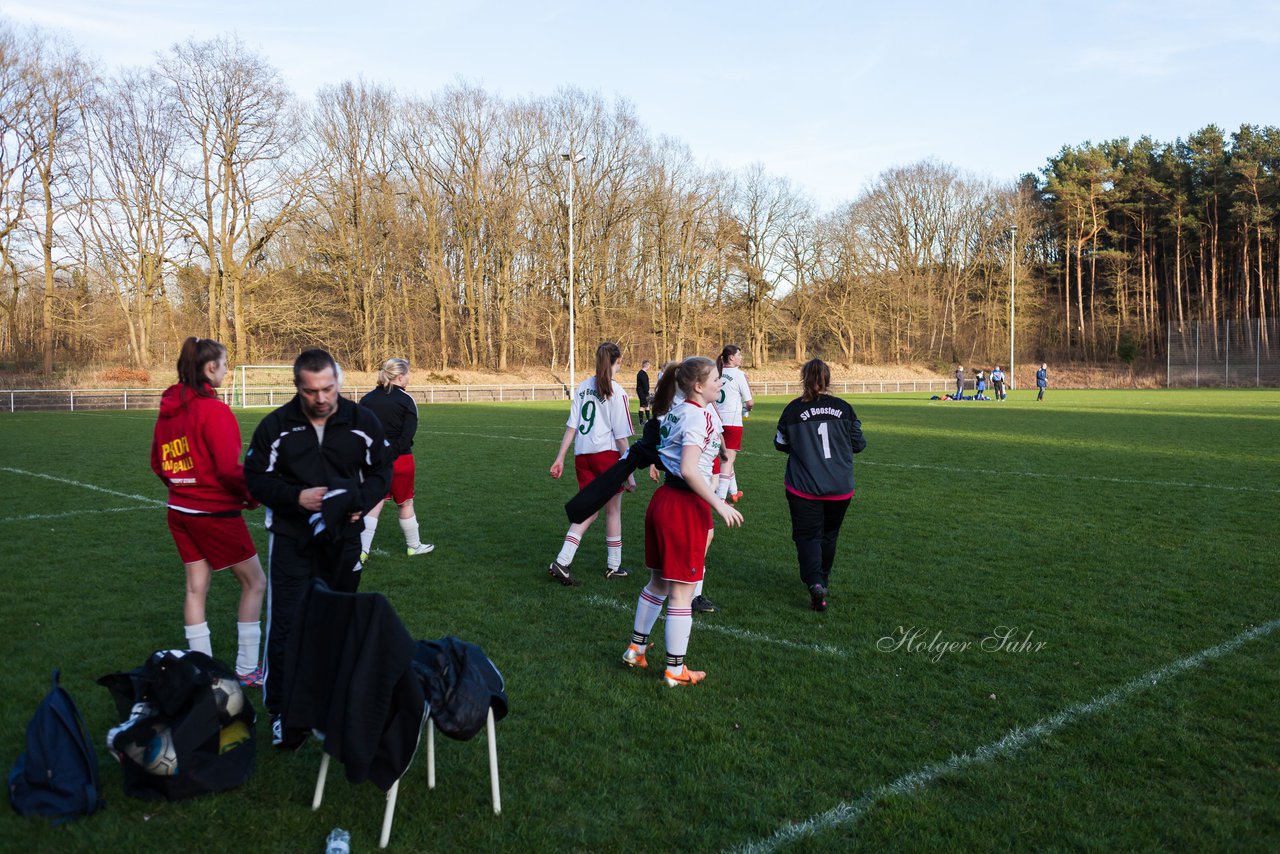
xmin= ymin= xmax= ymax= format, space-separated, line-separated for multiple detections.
xmin=2 ymin=389 xmax=1278 ymax=851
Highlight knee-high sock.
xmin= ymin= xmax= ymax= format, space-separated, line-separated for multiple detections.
xmin=606 ymin=536 xmax=622 ymax=570
xmin=360 ymin=515 xmax=378 ymax=554
xmin=184 ymin=621 xmax=212 ymax=656
xmin=631 ymin=586 xmax=667 ymax=643
xmin=236 ymin=621 xmax=261 ymax=674
xmin=556 ymin=531 xmax=581 ymax=566
xmin=399 ymin=515 xmax=421 ymax=548
xmin=664 ymin=606 xmax=693 ymax=672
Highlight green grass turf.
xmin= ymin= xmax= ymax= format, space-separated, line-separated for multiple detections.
xmin=1 ymin=388 xmax=1278 ymax=852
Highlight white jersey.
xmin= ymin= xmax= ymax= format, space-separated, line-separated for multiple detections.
xmin=715 ymin=366 xmax=752 ymax=427
xmin=658 ymin=399 xmax=722 ymax=486
xmin=567 ymin=377 xmax=633 ymax=455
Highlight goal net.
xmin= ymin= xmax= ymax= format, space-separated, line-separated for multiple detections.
xmin=234 ymin=365 xmax=296 ymax=408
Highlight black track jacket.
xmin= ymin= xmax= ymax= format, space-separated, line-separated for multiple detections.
xmin=774 ymin=394 xmax=866 ymax=497
xmin=244 ymin=395 xmax=393 ymax=541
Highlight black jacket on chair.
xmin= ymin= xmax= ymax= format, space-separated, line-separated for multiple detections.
xmin=282 ymin=580 xmax=426 ymax=792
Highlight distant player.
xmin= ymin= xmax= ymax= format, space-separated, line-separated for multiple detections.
xmin=713 ymin=344 xmax=752 ymax=503
xmin=636 ymin=359 xmax=652 ymax=424
xmin=151 ymin=336 xmax=266 ymax=687
xmin=774 ymin=359 xmax=866 ymax=611
xmin=1036 ymin=363 xmax=1048 ymax=401
xmin=547 ymin=342 xmax=636 ymax=586
xmin=955 ymin=365 xmax=964 ymax=398
xmin=359 ymin=358 xmax=434 ymax=561
xmin=622 ymin=356 xmax=743 ymax=686
xmin=991 ymin=365 xmax=1006 ymax=401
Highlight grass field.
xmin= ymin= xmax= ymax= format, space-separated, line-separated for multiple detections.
xmin=2 ymin=388 xmax=1278 ymax=852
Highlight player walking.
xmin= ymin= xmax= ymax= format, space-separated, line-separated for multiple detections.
xmin=774 ymin=359 xmax=866 ymax=611
xmin=151 ymin=337 xmax=266 ymax=687
xmin=622 ymin=356 xmax=743 ymax=686
xmin=991 ymin=365 xmax=1006 ymax=400
xmin=714 ymin=345 xmax=753 ymax=504
xmin=359 ymin=358 xmax=433 ymax=561
xmin=547 ymin=342 xmax=636 ymax=586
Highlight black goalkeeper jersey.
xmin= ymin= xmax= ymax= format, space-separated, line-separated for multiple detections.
xmin=774 ymin=394 xmax=866 ymax=497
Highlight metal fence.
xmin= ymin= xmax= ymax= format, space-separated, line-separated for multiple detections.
xmin=1167 ymin=319 xmax=1280 ymax=387
xmin=1 ymin=378 xmax=957 ymax=413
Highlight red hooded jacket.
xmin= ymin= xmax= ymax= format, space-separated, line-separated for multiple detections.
xmin=151 ymin=384 xmax=254 ymax=513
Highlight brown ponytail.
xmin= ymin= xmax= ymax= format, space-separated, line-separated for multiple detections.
xmin=653 ymin=356 xmax=715 ymax=416
xmin=176 ymin=336 xmax=225 ymax=398
xmin=593 ymin=342 xmax=621 ymax=400
xmin=800 ymin=358 xmax=830 ymax=402
xmin=716 ymin=344 xmax=740 ymax=376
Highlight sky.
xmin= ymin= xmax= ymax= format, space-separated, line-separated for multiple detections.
xmin=2 ymin=0 xmax=1277 ymax=211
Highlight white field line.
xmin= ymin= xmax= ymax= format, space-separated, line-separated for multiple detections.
xmin=853 ymin=458 xmax=1280 ymax=495
xmin=0 ymin=505 xmax=153 ymax=524
xmin=0 ymin=466 xmax=163 ymax=504
xmin=422 ymin=430 xmax=1269 ymax=496
xmin=584 ymin=593 xmax=850 ymax=659
xmin=420 ymin=429 xmax=557 ymax=444
xmin=728 ymin=617 xmax=1280 ymax=854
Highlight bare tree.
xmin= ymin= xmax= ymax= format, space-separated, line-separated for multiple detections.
xmin=79 ymin=67 xmax=182 ymax=367
xmin=15 ymin=28 xmax=92 ymax=373
xmin=159 ymin=35 xmax=304 ymax=360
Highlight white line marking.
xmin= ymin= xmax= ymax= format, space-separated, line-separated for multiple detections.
xmin=0 ymin=467 xmax=163 ymax=504
xmin=735 ymin=450 xmax=1274 ymax=495
xmin=856 ymin=459 xmax=1280 ymax=494
xmin=0 ymin=505 xmax=154 ymax=524
xmin=421 ymin=429 xmax=557 ymax=444
xmin=728 ymin=617 xmax=1280 ymax=854
xmin=585 ymin=593 xmax=850 ymax=659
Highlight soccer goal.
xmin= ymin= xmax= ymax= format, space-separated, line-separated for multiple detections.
xmin=234 ymin=365 xmax=295 ymax=407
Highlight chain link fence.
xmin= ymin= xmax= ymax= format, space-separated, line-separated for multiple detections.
xmin=1167 ymin=319 xmax=1280 ymax=387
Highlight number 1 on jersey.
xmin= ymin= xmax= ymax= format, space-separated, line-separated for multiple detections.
xmin=817 ymin=421 xmax=831 ymax=459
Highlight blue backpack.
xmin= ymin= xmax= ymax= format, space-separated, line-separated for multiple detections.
xmin=7 ymin=670 xmax=104 ymax=823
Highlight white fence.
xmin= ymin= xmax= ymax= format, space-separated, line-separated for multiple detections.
xmin=0 ymin=379 xmax=954 ymax=413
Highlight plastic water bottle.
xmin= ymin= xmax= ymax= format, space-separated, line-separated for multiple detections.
xmin=325 ymin=828 xmax=350 ymax=854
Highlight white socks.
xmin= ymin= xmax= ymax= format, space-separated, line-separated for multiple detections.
xmin=184 ymin=622 xmax=212 ymax=657
xmin=556 ymin=532 xmax=581 ymax=566
xmin=633 ymin=586 xmax=667 ymax=636
xmin=361 ymin=515 xmax=379 ymax=554
xmin=399 ymin=516 xmax=421 ymax=549
xmin=606 ymin=537 xmax=622 ymax=570
xmin=236 ymin=621 xmax=261 ymax=674
xmin=664 ymin=605 xmax=693 ymax=670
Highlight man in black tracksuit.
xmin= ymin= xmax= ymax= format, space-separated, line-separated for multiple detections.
xmin=774 ymin=360 xmax=867 ymax=611
xmin=244 ymin=349 xmax=392 ymax=740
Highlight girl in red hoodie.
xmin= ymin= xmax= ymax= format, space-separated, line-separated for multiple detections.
xmin=151 ymin=337 xmax=266 ymax=686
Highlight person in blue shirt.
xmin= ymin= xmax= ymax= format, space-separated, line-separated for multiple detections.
xmin=1036 ymin=363 xmax=1048 ymax=401
xmin=975 ymin=369 xmax=986 ymax=399
xmin=990 ymin=365 xmax=1006 ymax=401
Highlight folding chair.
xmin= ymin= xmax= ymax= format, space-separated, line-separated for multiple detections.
xmin=286 ymin=581 xmax=504 ymax=847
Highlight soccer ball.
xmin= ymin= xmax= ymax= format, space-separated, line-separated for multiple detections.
xmin=210 ymin=676 xmax=245 ymax=724
xmin=123 ymin=723 xmax=180 ymax=776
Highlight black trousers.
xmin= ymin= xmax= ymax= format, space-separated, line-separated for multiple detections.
xmin=262 ymin=531 xmax=362 ymax=713
xmin=786 ymin=491 xmax=851 ymax=590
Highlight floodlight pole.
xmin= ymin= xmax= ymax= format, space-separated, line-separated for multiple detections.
xmin=561 ymin=152 xmax=585 ymax=392
xmin=1009 ymin=225 xmax=1017 ymax=390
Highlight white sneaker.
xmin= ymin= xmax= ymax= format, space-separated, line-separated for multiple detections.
xmin=407 ymin=543 xmax=435 ymax=556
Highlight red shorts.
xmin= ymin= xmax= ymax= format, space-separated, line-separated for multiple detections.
xmin=574 ymin=450 xmax=621 ymax=490
xmin=166 ymin=509 xmax=257 ymax=570
xmin=644 ymin=484 xmax=712 ymax=584
xmin=722 ymin=425 xmax=743 ymax=451
xmin=385 ymin=453 xmax=416 ymax=504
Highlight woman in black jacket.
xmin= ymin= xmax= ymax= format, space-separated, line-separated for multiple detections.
xmin=774 ymin=359 xmax=866 ymax=611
